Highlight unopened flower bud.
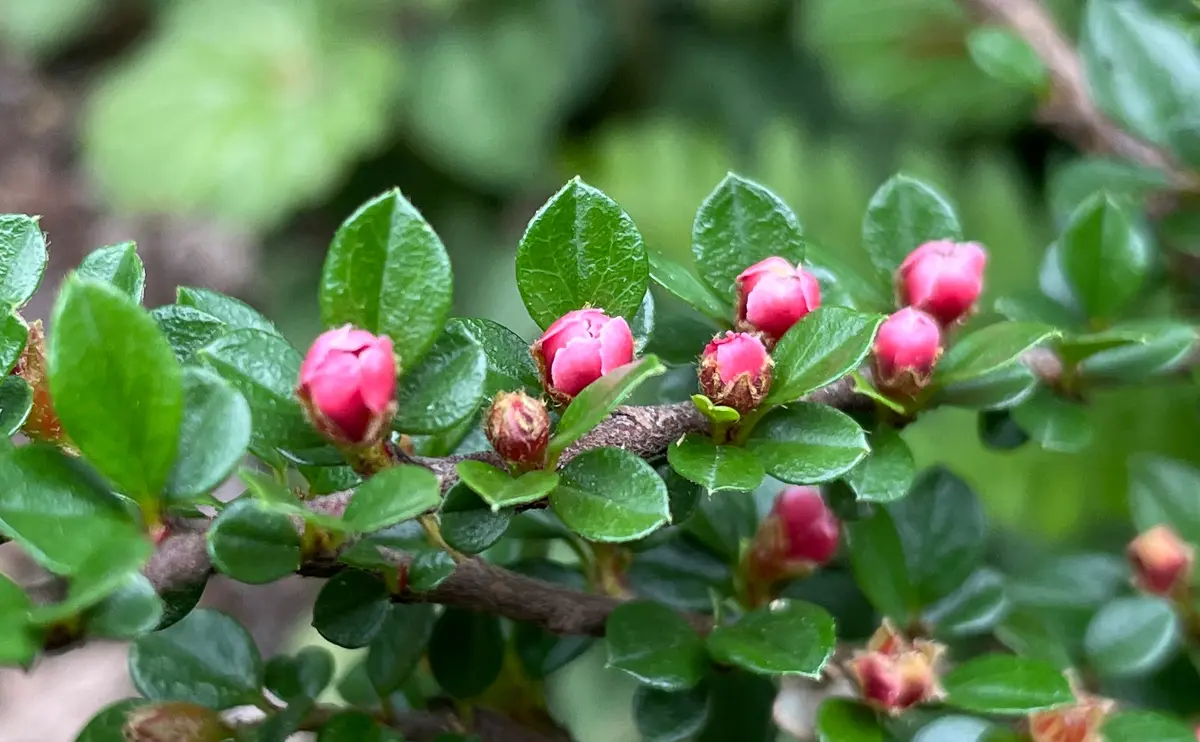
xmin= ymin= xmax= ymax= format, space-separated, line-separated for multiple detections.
xmin=1128 ymin=525 xmax=1194 ymax=597
xmin=735 ymin=256 xmax=821 ymax=344
xmin=698 ymin=332 xmax=773 ymax=413
xmin=123 ymin=702 xmax=234 ymax=742
xmin=485 ymin=391 xmax=550 ymax=466
xmin=1028 ymin=690 xmax=1113 ymax=742
xmin=297 ymin=325 xmax=397 ymax=446
xmin=13 ymin=320 xmax=68 ymax=446
xmin=849 ymin=621 xmax=945 ymax=715
xmin=872 ymin=308 xmax=942 ymax=397
xmin=531 ymin=309 xmax=634 ymax=403
xmin=747 ymin=487 xmax=840 ymax=587
xmin=896 ymin=240 xmax=988 ymax=326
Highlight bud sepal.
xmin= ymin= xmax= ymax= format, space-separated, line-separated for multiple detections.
xmin=485 ymin=390 xmax=551 ymax=468
xmin=698 ymin=332 xmax=773 ymax=414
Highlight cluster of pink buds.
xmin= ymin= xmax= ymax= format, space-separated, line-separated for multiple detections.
xmin=745 ymin=486 xmax=840 ymax=586
xmin=847 ymin=621 xmax=945 ymax=715
xmin=1127 ymin=524 xmax=1194 ymax=598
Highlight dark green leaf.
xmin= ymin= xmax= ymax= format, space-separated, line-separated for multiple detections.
xmin=766 ymin=308 xmax=884 ymax=404
xmin=129 ymin=608 xmax=262 ymax=709
xmin=995 ymin=609 xmax=1074 ymax=670
xmin=313 ymin=570 xmax=391 ymax=649
xmin=1085 ymin=596 xmax=1180 ymax=678
xmin=84 ymin=573 xmax=163 ymax=640
xmin=692 ymin=173 xmax=805 ymax=299
xmin=1010 ymin=389 xmax=1092 ymax=453
xmin=1130 ymin=455 xmax=1200 ymax=542
xmin=0 ymin=574 xmax=38 ymax=666
xmin=77 ymin=242 xmax=145 ymax=303
xmin=1168 ymin=115 xmax=1200 ymax=168
xmin=548 ymin=355 xmax=666 ymax=457
xmin=633 ymin=684 xmax=711 ymax=742
xmin=367 ymin=604 xmax=436 ymax=696
xmin=166 ymin=367 xmax=251 ymax=500
xmin=409 ymin=549 xmax=456 ymax=592
xmin=936 ymin=322 xmax=1058 ymax=384
xmin=49 ymin=277 xmax=182 ymax=499
xmin=1079 ymin=321 xmax=1196 ymax=380
xmin=446 ymin=317 xmax=540 ymax=397
xmin=978 ymin=410 xmax=1030 ymax=451
xmin=667 ymin=434 xmax=764 ymax=493
xmin=0 ymin=214 xmax=47 ymax=307
xmin=151 ymin=305 xmax=225 ymax=363
xmin=966 ymin=27 xmax=1048 ymax=92
xmin=648 ymin=249 xmax=731 ymax=323
xmin=456 ymin=461 xmax=559 ymax=510
xmin=395 ymin=328 xmax=487 ymax=434
xmin=265 ymin=646 xmax=335 ymax=701
xmin=28 ymin=533 xmax=152 ymax=625
xmin=844 ymin=428 xmax=915 ymax=503
xmin=924 ymin=568 xmax=1009 ymax=638
xmin=746 ymin=403 xmax=869 ymax=484
xmin=75 ymin=699 xmax=150 ymax=742
xmin=862 ymin=175 xmax=962 ymax=275
xmin=157 ymin=581 xmax=205 ymax=632
xmin=1058 ymin=194 xmax=1148 ymax=320
xmin=628 ymin=539 xmax=731 ymax=613
xmin=942 ymin=655 xmax=1073 ymax=715
xmin=342 ymin=465 xmax=440 ymax=534
xmin=847 ymin=507 xmax=916 ymax=622
xmin=707 ymin=599 xmax=836 ymax=677
xmin=551 ymin=447 xmax=669 ymax=542
xmin=516 ymin=177 xmax=648 ymax=328
xmin=0 ymin=375 xmax=32 ymax=436
xmin=1103 ymin=711 xmax=1196 ymax=742
xmin=815 ymin=699 xmax=885 ymax=742
xmin=207 ymin=499 xmax=301 ymax=584
xmin=429 ymin=608 xmax=504 ymax=698
xmin=440 ymin=482 xmax=512 ymax=554
xmin=336 ymin=520 xmax=424 ymax=570
xmin=514 ymin=623 xmax=593 ymax=680
xmin=631 ymin=289 xmax=656 ymax=354
xmin=606 ymin=600 xmax=707 ymax=690
xmin=696 ymin=670 xmax=776 ymax=742
xmin=661 ymin=463 xmax=702 ymax=525
xmin=177 ymin=286 xmax=279 ymax=336
xmin=935 ymin=361 xmax=1039 ymax=410
xmin=0 ymin=310 xmax=26 ymax=376
xmin=317 ymin=711 xmax=400 ymax=742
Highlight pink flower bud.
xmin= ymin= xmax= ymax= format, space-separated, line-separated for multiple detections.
xmin=872 ymin=308 xmax=943 ymax=396
xmin=531 ymin=309 xmax=634 ymax=403
xmin=123 ymin=702 xmax=234 ymax=742
xmin=896 ymin=240 xmax=988 ymax=326
xmin=735 ymin=256 xmax=821 ymax=343
xmin=698 ymin=332 xmax=773 ymax=413
xmin=297 ymin=325 xmax=397 ymax=446
xmin=747 ymin=487 xmax=840 ymax=586
xmin=1028 ymin=692 xmax=1114 ymax=742
xmin=485 ymin=391 xmax=550 ymax=466
xmin=1128 ymin=525 xmax=1194 ymax=597
xmin=848 ymin=650 xmax=942 ymax=715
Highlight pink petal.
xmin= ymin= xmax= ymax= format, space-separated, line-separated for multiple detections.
xmin=737 ymin=256 xmax=795 ymax=295
xmin=745 ymin=274 xmax=808 ymax=339
xmin=715 ymin=334 xmax=767 ymax=379
xmin=597 ymin=317 xmax=634 ymax=374
xmin=357 ymin=338 xmax=397 ymax=414
xmin=550 ymin=338 xmax=604 ymax=398
xmin=537 ymin=312 xmax=594 ymax=367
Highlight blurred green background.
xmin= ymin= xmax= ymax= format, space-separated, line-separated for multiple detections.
xmin=4 ymin=0 xmax=1200 ymax=738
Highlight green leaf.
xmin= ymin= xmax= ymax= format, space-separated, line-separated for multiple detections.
xmin=320 ymin=189 xmax=453 ymax=367
xmin=936 ymin=322 xmax=1058 ymax=384
xmin=941 ymin=655 xmax=1073 ymax=715
xmin=547 ymin=355 xmax=666 ymax=457
xmin=0 ymin=444 xmax=145 ymax=575
xmin=514 ymin=624 xmax=593 ymax=681
xmin=129 ymin=609 xmax=262 ymax=709
xmin=606 ymin=600 xmax=707 ymax=690
xmin=1010 ymin=389 xmax=1092 ymax=453
xmin=0 ymin=310 xmax=27 ymax=376
xmin=1057 ymin=194 xmax=1148 ymax=321
xmin=366 ymin=604 xmax=436 ymax=696
xmin=696 ymin=670 xmax=776 ymax=742
xmin=1103 ymin=711 xmax=1196 ymax=742
xmin=1055 ymin=327 xmax=1154 ymax=368
xmin=648 ymin=249 xmax=731 ymax=323
xmin=843 ymin=428 xmax=915 ymax=503
xmin=692 ymin=173 xmax=805 ymax=299
xmin=445 ymin=317 xmax=541 ymax=397
xmin=847 ymin=507 xmax=916 ymax=622
xmin=633 ymin=684 xmax=711 ymax=742
xmin=815 ymin=699 xmax=885 ymax=742
xmin=766 ymin=308 xmax=884 ymax=404
xmin=862 ymin=174 xmax=962 ymax=276
xmin=77 ymin=242 xmax=145 ymax=303
xmin=966 ymin=27 xmax=1048 ymax=92
xmin=1130 ymin=455 xmax=1200 ymax=542
xmin=49 ymin=277 xmax=182 ymax=499
xmin=912 ymin=716 xmax=996 ymax=742
xmin=265 ymin=646 xmax=335 ymax=702
xmin=924 ymin=568 xmax=1010 ymax=638
xmin=1085 ymin=596 xmax=1180 ymax=678
xmin=86 ymin=574 xmax=165 ymax=640
xmin=317 ymin=711 xmax=400 ymax=742
xmin=75 ymin=699 xmax=150 ymax=742
xmin=995 ymin=609 xmax=1074 ymax=670
xmin=28 ymin=534 xmax=152 ymax=625
xmin=394 ymin=327 xmax=487 ymax=434
xmin=516 ymin=177 xmax=648 ymax=328
xmin=667 ymin=434 xmax=764 ymax=493
xmin=746 ymin=403 xmax=869 ymax=484
xmin=1080 ymin=320 xmax=1196 ymax=380
xmin=439 ymin=482 xmax=512 ymax=554
xmin=341 ymin=465 xmax=440 ymax=534
xmin=238 ymin=469 xmax=347 ymax=535
xmin=151 ymin=305 xmax=226 ymax=363
xmin=409 ymin=549 xmax=456 ymax=592
xmin=428 ymin=608 xmax=505 ymax=698
xmin=165 ymin=367 xmax=251 ymax=500
xmin=691 ymin=395 xmax=740 ymax=425
xmin=0 ymin=214 xmax=47 ymax=307
xmin=978 ymin=410 xmax=1030 ymax=451
xmin=456 ymin=461 xmax=559 ymax=510
xmin=312 ymin=570 xmax=391 ymax=649
xmin=551 ymin=447 xmax=670 ymax=542
xmin=707 ymin=599 xmax=835 ymax=677
xmin=206 ymin=499 xmax=301 ymax=584
xmin=177 ymin=286 xmax=279 ymax=336
xmin=0 ymin=375 xmax=32 ymax=436
xmin=0 ymin=574 xmax=39 ymax=666
xmin=935 ymin=361 xmax=1039 ymax=411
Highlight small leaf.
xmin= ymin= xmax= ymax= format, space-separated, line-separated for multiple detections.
xmin=342 ymin=465 xmax=440 ymax=534
xmin=766 ymin=308 xmax=884 ymax=405
xmin=606 ymin=600 xmax=707 ymax=690
xmin=979 ymin=410 xmax=1030 ymax=451
xmin=633 ymin=684 xmax=711 ymax=742
xmin=86 ymin=574 xmax=165 ymax=640
xmin=648 ymin=249 xmax=731 ymax=323
xmin=206 ymin=499 xmax=301 ymax=584
xmin=862 ymin=175 xmax=962 ymax=276
xmin=428 ymin=608 xmax=505 ymax=698
xmin=0 ymin=310 xmax=27 ymax=376
xmin=1057 ymin=194 xmax=1149 ymax=321
xmin=265 ymin=646 xmax=335 ymax=701
xmin=1103 ymin=711 xmax=1196 ymax=742
xmin=77 ymin=242 xmax=145 ymax=302
xmin=516 ymin=177 xmax=648 ymax=328
xmin=0 ymin=574 xmax=39 ymax=666
xmin=667 ymin=434 xmax=765 ymax=493
xmin=966 ymin=27 xmax=1048 ymax=92
xmin=1130 ymin=455 xmax=1200 ymax=543
xmin=847 ymin=507 xmax=917 ymax=622
xmin=130 ymin=609 xmax=262 ymax=709
xmin=551 ymin=447 xmax=670 ymax=542
xmin=547 ymin=355 xmax=666 ymax=457
xmin=935 ymin=361 xmax=1039 ymax=410
xmin=1010 ymin=389 xmax=1092 ymax=453
xmin=177 ymin=286 xmax=280 ymax=336
xmin=165 ymin=367 xmax=251 ymax=500
xmin=456 ymin=460 xmax=559 ymax=510
xmin=746 ymin=403 xmax=869 ymax=484
xmin=707 ymin=599 xmax=836 ymax=677
xmin=0 ymin=214 xmax=48 ymax=307
xmin=312 ymin=570 xmax=391 ymax=649
xmin=843 ymin=428 xmax=915 ymax=503
xmin=440 ymin=482 xmax=513 ymax=554
xmin=446 ymin=317 xmax=541 ymax=397
xmin=28 ymin=535 xmax=152 ymax=625
xmin=924 ymin=568 xmax=1010 ymax=638
xmin=1080 ymin=320 xmax=1196 ymax=380
xmin=1055 ymin=327 xmax=1153 ymax=368
xmin=49 ymin=277 xmax=182 ymax=499
xmin=366 ymin=604 xmax=436 ymax=696
xmin=0 ymin=375 xmax=32 ymax=436
xmin=815 ymin=699 xmax=885 ymax=742
xmin=394 ymin=327 xmax=487 ymax=434
xmin=151 ymin=305 xmax=226 ymax=363
xmin=692 ymin=174 xmax=805 ymax=300
xmin=317 ymin=711 xmax=400 ymax=742
xmin=1084 ymin=596 xmax=1180 ymax=678
xmin=936 ymin=322 xmax=1058 ymax=384
xmin=408 ymin=549 xmax=456 ymax=592
xmin=691 ymin=395 xmax=740 ymax=425
xmin=942 ymin=655 xmax=1073 ymax=715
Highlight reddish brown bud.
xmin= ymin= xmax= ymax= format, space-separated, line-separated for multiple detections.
xmin=1128 ymin=525 xmax=1194 ymax=597
xmin=1028 ymin=690 xmax=1113 ymax=742
xmin=485 ymin=391 xmax=550 ymax=466
xmin=849 ymin=621 xmax=945 ymax=715
xmin=122 ymin=702 xmax=234 ymax=742
xmin=698 ymin=332 xmax=773 ymax=413
xmin=13 ymin=320 xmax=68 ymax=446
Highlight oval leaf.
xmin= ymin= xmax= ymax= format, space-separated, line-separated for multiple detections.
xmin=394 ymin=327 xmax=487 ymax=434
xmin=207 ymin=499 xmax=301 ymax=585
xmin=551 ymin=447 xmax=669 ymax=542
xmin=707 ymin=599 xmax=835 ymax=677
xmin=667 ymin=434 xmax=765 ymax=493
xmin=816 ymin=699 xmax=885 ymax=742
xmin=547 ymin=355 xmax=666 ymax=457
xmin=942 ymin=655 xmax=1073 ymax=715
xmin=862 ymin=175 xmax=962 ymax=275
xmin=1129 ymin=455 xmax=1200 ymax=543
xmin=746 ymin=403 xmax=869 ymax=484
xmin=923 ymin=568 xmax=1010 ymax=638
xmin=428 ymin=608 xmax=505 ymax=699
xmin=342 ymin=465 xmax=440 ymax=534
xmin=935 ymin=361 xmax=1039 ymax=411
xmin=165 ymin=367 xmax=251 ymax=500
xmin=1084 ymin=596 xmax=1180 ymax=678
xmin=649 ymin=249 xmax=731 ymax=323
xmin=606 ymin=600 xmax=707 ymax=690
xmin=1103 ymin=711 xmax=1196 ymax=742
xmin=177 ymin=286 xmax=280 ymax=336
xmin=936 ymin=322 xmax=1058 ymax=384
xmin=966 ymin=27 xmax=1048 ymax=92
xmin=445 ymin=317 xmax=540 ymax=397
xmin=0 ymin=214 xmax=47 ymax=307
xmin=439 ymin=482 xmax=513 ymax=554
xmin=633 ymin=684 xmax=711 ymax=742
xmin=456 ymin=460 xmax=559 ymax=510
xmin=766 ymin=308 xmax=884 ymax=405
xmin=843 ymin=427 xmax=915 ymax=503
xmin=0 ymin=375 xmax=32 ymax=436
xmin=1058 ymin=194 xmax=1148 ymax=321
xmin=312 ymin=570 xmax=391 ymax=649
xmin=151 ymin=305 xmax=226 ymax=363
xmin=77 ymin=242 xmax=146 ymax=303
xmin=847 ymin=507 xmax=917 ymax=623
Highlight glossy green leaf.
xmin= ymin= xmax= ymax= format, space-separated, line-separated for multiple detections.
xmin=336 ymin=520 xmax=425 ymax=570
xmin=942 ymin=655 xmax=1073 ymax=715
xmin=746 ymin=403 xmax=869 ymax=484
xmin=86 ymin=574 xmax=165 ymax=640
xmin=456 ymin=460 xmax=559 ymax=510
xmin=843 ymin=428 xmax=915 ymax=503
xmin=935 ymin=361 xmax=1039 ymax=410
xmin=312 ymin=570 xmax=391 ymax=649
xmin=151 ymin=305 xmax=225 ymax=363
xmin=691 ymin=395 xmax=740 ymax=425
xmin=667 ymin=434 xmax=764 ymax=493
xmin=631 ymin=289 xmax=656 ymax=354
xmin=708 ymin=599 xmax=835 ymax=677
xmin=696 ymin=670 xmax=776 ymax=742
xmin=633 ymin=684 xmax=711 ymax=742
xmin=428 ymin=608 xmax=505 ymax=698
xmin=1058 ymin=194 xmax=1148 ymax=320
xmin=1130 ymin=455 xmax=1200 ymax=543
xmin=924 ymin=568 xmax=1010 ymax=638
xmin=342 ymin=465 xmax=440 ymax=534
xmin=207 ymin=499 xmax=301 ymax=584
xmin=0 ymin=375 xmax=32 ymax=436
xmin=648 ymin=249 xmax=731 ymax=323
xmin=847 ymin=507 xmax=916 ymax=621
xmin=547 ymin=355 xmax=666 ymax=457
xmin=28 ymin=534 xmax=152 ymax=625
xmin=439 ymin=482 xmax=512 ymax=554
xmin=366 ymin=604 xmax=436 ymax=696
xmin=815 ymin=699 xmax=885 ymax=742
xmin=1010 ymin=389 xmax=1092 ymax=453
xmin=1080 ymin=321 xmax=1196 ymax=380
xmin=177 ymin=286 xmax=279 ymax=336
xmin=129 ymin=608 xmax=262 ymax=709
xmin=862 ymin=174 xmax=962 ymax=275
xmin=967 ymin=27 xmax=1048 ymax=92
xmin=0 ymin=574 xmax=39 ymax=666
xmin=606 ymin=600 xmax=707 ymax=690
xmin=1085 ymin=596 xmax=1180 ymax=678
xmin=49 ymin=277 xmax=182 ymax=499
xmin=238 ymin=468 xmax=347 ymax=534
xmin=1055 ymin=327 xmax=1153 ymax=368
xmin=936 ymin=322 xmax=1058 ymax=384
xmin=551 ymin=447 xmax=670 ymax=542
xmin=628 ymin=539 xmax=730 ymax=613
xmin=1103 ymin=711 xmax=1196 ymax=742
xmin=394 ymin=327 xmax=487 ymax=434
xmin=320 ymin=189 xmax=453 ymax=367
xmin=516 ymin=177 xmax=648 ymax=328
xmin=692 ymin=173 xmax=805 ymax=299
xmin=75 ymin=699 xmax=150 ymax=742
xmin=766 ymin=308 xmax=884 ymax=404
xmin=77 ymin=242 xmax=145 ymax=303
xmin=445 ymin=317 xmax=541 ymax=397
xmin=0 ymin=214 xmax=47 ymax=307
xmin=317 ymin=711 xmax=401 ymax=742
xmin=165 ymin=367 xmax=251 ymax=500
xmin=409 ymin=549 xmax=456 ymax=592
xmin=265 ymin=646 xmax=335 ymax=702
xmin=0 ymin=310 xmax=27 ymax=376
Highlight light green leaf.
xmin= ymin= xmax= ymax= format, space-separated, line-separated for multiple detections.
xmin=862 ymin=174 xmax=962 ymax=275
xmin=165 ymin=367 xmax=251 ymax=500
xmin=1079 ymin=320 xmax=1196 ymax=380
xmin=766 ymin=308 xmax=884 ymax=404
xmin=1085 ymin=596 xmax=1180 ymax=678
xmin=1103 ymin=711 xmax=1196 ymax=742
xmin=342 ymin=465 xmax=440 ymax=534
xmin=0 ymin=310 xmax=26 ymax=376
xmin=1057 ymin=194 xmax=1148 ymax=321
xmin=0 ymin=214 xmax=47 ymax=307
xmin=1129 ymin=455 xmax=1200 ymax=543
xmin=77 ymin=242 xmax=145 ymax=303
xmin=456 ymin=461 xmax=559 ymax=510
xmin=815 ymin=699 xmax=885 ymax=742
xmin=0 ymin=375 xmax=31 ymax=436
xmin=936 ymin=322 xmax=1058 ymax=384
xmin=551 ymin=447 xmax=669 ymax=542
xmin=547 ymin=355 xmax=666 ymax=457
xmin=667 ymin=434 xmax=764 ymax=493
xmin=966 ymin=27 xmax=1049 ymax=93
xmin=177 ymin=286 xmax=280 ymax=336
xmin=746 ymin=403 xmax=869 ymax=484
